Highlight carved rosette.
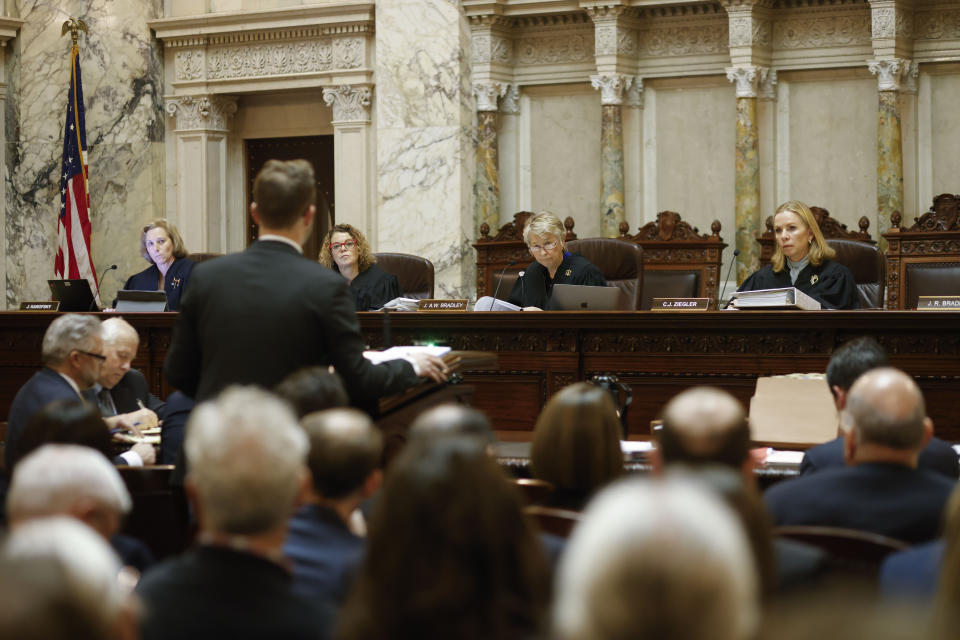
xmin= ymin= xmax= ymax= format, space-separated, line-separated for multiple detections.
xmin=473 ymin=82 xmax=508 ymax=112
xmin=500 ymin=84 xmax=521 ymax=115
xmin=322 ymin=85 xmax=372 ymax=123
xmin=868 ymin=58 xmax=912 ymax=91
xmin=174 ymin=49 xmax=205 ymax=81
xmin=590 ymin=74 xmax=632 ymax=106
xmin=165 ymin=95 xmax=238 ymax=131
xmin=726 ymin=65 xmax=765 ymax=98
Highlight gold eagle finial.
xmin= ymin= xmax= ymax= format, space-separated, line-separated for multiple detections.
xmin=61 ymin=18 xmax=88 ymax=45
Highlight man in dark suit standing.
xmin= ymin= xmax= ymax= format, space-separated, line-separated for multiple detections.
xmin=765 ymin=367 xmax=955 ymax=544
xmin=800 ymin=337 xmax=958 ymax=479
xmin=284 ymin=408 xmax=381 ymax=604
xmin=164 ymin=159 xmax=446 ymax=407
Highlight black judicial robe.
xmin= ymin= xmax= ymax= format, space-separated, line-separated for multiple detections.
xmin=123 ymin=257 xmax=195 ymax=311
xmin=507 ymin=253 xmax=606 ymax=310
xmin=737 ymin=259 xmax=859 ymax=310
xmin=346 ymin=264 xmax=402 ymax=311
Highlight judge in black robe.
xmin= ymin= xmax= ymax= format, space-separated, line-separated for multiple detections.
xmin=320 ymin=223 xmax=403 ymax=311
xmin=505 ymin=210 xmax=606 ymax=310
xmin=737 ymin=201 xmax=859 ymax=310
xmin=123 ymin=220 xmax=194 ymax=311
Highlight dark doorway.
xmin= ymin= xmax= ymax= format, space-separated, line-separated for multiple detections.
xmin=245 ymin=136 xmax=334 ymax=261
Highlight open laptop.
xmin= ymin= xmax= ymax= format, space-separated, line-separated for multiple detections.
xmin=115 ymin=289 xmax=169 ymax=312
xmin=48 ymin=279 xmax=96 ymax=311
xmin=551 ymin=284 xmax=623 ymax=311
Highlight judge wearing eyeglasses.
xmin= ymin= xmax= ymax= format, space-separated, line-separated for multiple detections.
xmin=319 ymin=224 xmax=402 ymax=311
xmin=507 ymin=211 xmax=606 ymax=311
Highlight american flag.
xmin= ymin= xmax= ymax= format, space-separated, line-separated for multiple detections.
xmin=55 ymin=43 xmax=99 ymax=305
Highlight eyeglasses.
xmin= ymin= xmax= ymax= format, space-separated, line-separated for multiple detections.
xmin=330 ymin=240 xmax=357 ymax=252
xmin=528 ymin=240 xmax=559 ymax=253
xmin=76 ymin=350 xmax=107 ymax=362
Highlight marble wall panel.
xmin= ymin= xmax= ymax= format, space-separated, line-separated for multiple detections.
xmin=528 ymin=87 xmax=602 ymax=238
xmin=929 ymin=73 xmax=960 ymax=198
xmin=783 ymin=73 xmax=876 ymax=232
xmin=6 ymin=0 xmax=164 ymax=309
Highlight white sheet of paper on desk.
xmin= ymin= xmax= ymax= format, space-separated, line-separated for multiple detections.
xmin=765 ymin=450 xmax=805 ymax=465
xmin=620 ymin=441 xmax=655 ymax=453
xmin=363 ymin=345 xmax=451 ymax=364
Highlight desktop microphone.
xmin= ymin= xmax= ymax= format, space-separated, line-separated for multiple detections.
xmin=90 ymin=264 xmax=118 ymax=311
xmin=491 ymin=261 xmax=517 ymax=302
xmin=718 ymin=249 xmax=740 ymax=309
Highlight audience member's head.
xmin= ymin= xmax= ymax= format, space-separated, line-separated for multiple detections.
xmin=553 ymin=477 xmax=759 ymax=640
xmin=274 ymin=366 xmax=349 ymax=418
xmin=530 ymin=382 xmax=623 ymax=506
xmin=15 ymin=400 xmax=113 ymax=469
xmin=98 ymin=317 xmax=139 ymax=390
xmin=301 ymin=408 xmax=382 ymax=502
xmin=408 ymin=403 xmax=496 ymax=448
xmin=252 ymin=159 xmax=316 ymax=230
xmin=185 ymin=386 xmax=309 ymax=537
xmin=7 ymin=444 xmax=131 ymax=539
xmin=825 ymin=337 xmax=889 ymax=408
xmin=3 ymin=516 xmax=138 ymax=640
xmin=40 ymin=314 xmax=104 ymax=389
xmin=339 ymin=436 xmax=550 ymax=640
xmin=657 ymin=386 xmax=751 ymax=475
xmin=841 ymin=367 xmax=932 ymax=465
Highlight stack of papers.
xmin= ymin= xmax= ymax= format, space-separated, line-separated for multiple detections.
xmin=474 ymin=296 xmax=521 ymax=311
xmin=731 ymin=287 xmax=821 ymax=310
xmin=378 ymin=297 xmax=420 ymax=312
xmin=362 ymin=345 xmax=451 ymax=365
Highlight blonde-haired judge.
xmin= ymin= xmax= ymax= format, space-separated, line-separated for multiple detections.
xmin=736 ymin=200 xmax=858 ymax=309
xmin=123 ymin=219 xmax=194 ymax=311
xmin=506 ymin=211 xmax=606 ymax=310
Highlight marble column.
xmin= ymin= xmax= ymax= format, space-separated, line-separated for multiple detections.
xmin=0 ymin=20 xmax=22 ymax=310
xmin=323 ymin=85 xmax=374 ymax=237
xmin=375 ymin=0 xmax=475 ymax=298
xmin=6 ymin=1 xmax=164 ymax=308
xmin=591 ymin=74 xmax=629 ymax=238
xmin=473 ymin=82 xmax=506 ymax=235
xmin=868 ymin=58 xmax=910 ymax=248
xmin=165 ymin=94 xmax=238 ymax=255
xmin=727 ymin=66 xmax=763 ymax=283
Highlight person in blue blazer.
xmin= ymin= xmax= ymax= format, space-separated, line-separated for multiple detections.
xmin=123 ymin=219 xmax=194 ymax=311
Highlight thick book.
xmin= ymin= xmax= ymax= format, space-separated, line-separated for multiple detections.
xmin=731 ymin=287 xmax=821 ymax=310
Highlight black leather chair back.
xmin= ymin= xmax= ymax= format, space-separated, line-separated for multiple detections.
xmin=905 ymin=263 xmax=960 ymax=309
xmin=565 ymin=238 xmax=644 ymax=310
xmin=374 ymin=253 xmax=435 ymax=299
xmin=640 ymin=271 xmax=700 ymax=310
xmin=827 ymin=239 xmax=886 ymax=309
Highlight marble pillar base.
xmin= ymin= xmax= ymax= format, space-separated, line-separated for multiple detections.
xmin=600 ymin=104 xmax=625 ymax=238
xmin=877 ymin=90 xmax=903 ymax=251
xmin=734 ymin=97 xmax=760 ymax=284
xmin=475 ymin=110 xmax=500 ymax=235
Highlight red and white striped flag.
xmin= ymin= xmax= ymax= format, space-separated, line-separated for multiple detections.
xmin=55 ymin=42 xmax=99 ymax=305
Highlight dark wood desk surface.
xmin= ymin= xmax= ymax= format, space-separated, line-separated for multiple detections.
xmin=2 ymin=310 xmax=958 ymax=441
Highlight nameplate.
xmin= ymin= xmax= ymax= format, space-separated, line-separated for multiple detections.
xmin=19 ymin=301 xmax=59 ymax=312
xmin=917 ymin=296 xmax=960 ymax=310
xmin=649 ymin=298 xmax=710 ymax=312
xmin=417 ymin=299 xmax=468 ymax=312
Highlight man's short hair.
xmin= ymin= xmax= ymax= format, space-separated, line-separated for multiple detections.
xmin=553 ymin=477 xmax=758 ymax=640
xmin=301 ymin=409 xmax=382 ymax=499
xmin=825 ymin=337 xmax=888 ymax=391
xmin=7 ymin=444 xmax=131 ymax=524
xmin=842 ymin=367 xmax=927 ymax=450
xmin=252 ymin=159 xmax=316 ymax=229
xmin=41 ymin=315 xmax=102 ymax=366
xmin=185 ymin=386 xmax=308 ymax=535
xmin=274 ymin=367 xmax=349 ymax=419
xmin=100 ymin=317 xmax=139 ymax=348
xmin=658 ymin=387 xmax=750 ymax=469
xmin=408 ymin=404 xmax=495 ymax=447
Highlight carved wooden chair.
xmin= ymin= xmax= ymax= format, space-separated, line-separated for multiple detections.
xmin=883 ymin=194 xmax=960 ymax=309
xmin=374 ymin=252 xmax=435 ymax=299
xmin=185 ymin=252 xmax=223 ymax=264
xmin=473 ymin=212 xmax=577 ymax=300
xmin=757 ymin=206 xmax=884 ymax=308
xmin=618 ymin=211 xmax=726 ymax=309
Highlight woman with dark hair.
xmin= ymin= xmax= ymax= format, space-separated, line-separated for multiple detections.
xmin=15 ymin=400 xmax=114 ymax=469
xmin=338 ymin=437 xmax=551 ymax=640
xmin=530 ymin=382 xmax=624 ymax=511
xmin=123 ymin=219 xmax=194 ymax=311
xmin=319 ymin=223 xmax=401 ymax=311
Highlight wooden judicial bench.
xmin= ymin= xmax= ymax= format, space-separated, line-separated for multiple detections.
xmin=2 ymin=310 xmax=960 ymax=442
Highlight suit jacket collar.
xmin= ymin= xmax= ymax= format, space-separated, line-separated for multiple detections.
xmin=255 ymin=236 xmax=304 ymax=255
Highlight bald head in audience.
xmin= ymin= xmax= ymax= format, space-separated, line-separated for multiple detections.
xmin=842 ymin=367 xmax=932 ymax=468
xmin=553 ymin=477 xmax=758 ymax=640
xmin=655 ymin=387 xmax=752 ymax=480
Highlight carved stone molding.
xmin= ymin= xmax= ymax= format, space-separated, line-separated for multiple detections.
xmin=165 ymin=95 xmax=238 ymax=131
xmin=726 ymin=65 xmax=766 ymax=98
xmin=636 ymin=22 xmax=728 ymax=57
xmin=773 ymin=12 xmax=871 ymax=49
xmin=590 ymin=74 xmax=633 ymax=105
xmin=473 ymin=81 xmax=508 ymax=112
xmin=624 ymin=77 xmax=644 ymax=108
xmin=901 ymin=60 xmax=919 ymax=94
xmin=871 ymin=6 xmax=913 ymax=40
xmin=868 ymin=57 xmax=911 ymax=91
xmin=594 ymin=23 xmax=638 ymax=56
xmin=515 ymin=31 xmax=594 ymax=65
xmin=322 ymin=85 xmax=372 ymax=123
xmin=472 ymin=33 xmax=513 ymax=65
xmin=174 ymin=49 xmax=205 ymax=81
xmin=914 ymin=8 xmax=960 ymax=41
xmin=728 ymin=14 xmax=772 ymax=48
xmin=205 ymin=37 xmax=363 ymax=81
xmin=500 ymin=84 xmax=521 ymax=115
xmin=758 ymin=68 xmax=777 ymax=100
